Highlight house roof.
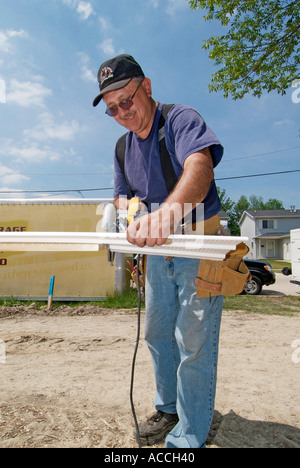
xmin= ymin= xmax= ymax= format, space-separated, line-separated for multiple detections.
xmin=245 ymin=209 xmax=300 ymax=218
xmin=239 ymin=209 xmax=300 ymax=225
xmin=219 ymin=211 xmax=230 ymax=220
xmin=254 ymin=232 xmax=290 ymax=240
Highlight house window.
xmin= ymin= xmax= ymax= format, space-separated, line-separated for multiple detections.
xmin=262 ymin=220 xmax=274 ymax=229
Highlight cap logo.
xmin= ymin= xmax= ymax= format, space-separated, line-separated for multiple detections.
xmin=100 ymin=67 xmax=114 ymax=85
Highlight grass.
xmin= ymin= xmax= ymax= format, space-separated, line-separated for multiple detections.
xmin=261 ymin=259 xmax=291 ymax=271
xmin=0 ymin=298 xmax=34 ymax=307
xmin=0 ymin=289 xmax=142 ymax=310
xmin=223 ymin=295 xmax=300 ymax=316
xmin=90 ymin=289 xmax=142 ymax=309
xmin=0 ymin=290 xmax=299 ymax=317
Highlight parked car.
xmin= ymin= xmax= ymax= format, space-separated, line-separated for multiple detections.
xmin=282 ymin=266 xmax=300 ymax=287
xmin=243 ymin=259 xmax=276 ymax=295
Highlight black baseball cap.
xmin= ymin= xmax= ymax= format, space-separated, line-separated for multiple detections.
xmin=93 ymin=54 xmax=145 ymax=107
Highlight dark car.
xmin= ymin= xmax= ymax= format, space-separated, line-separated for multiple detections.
xmin=282 ymin=267 xmax=300 ymax=287
xmin=243 ymin=259 xmax=276 ymax=295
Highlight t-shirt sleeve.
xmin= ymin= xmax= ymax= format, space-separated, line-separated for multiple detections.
xmin=164 ymin=105 xmax=224 ymax=168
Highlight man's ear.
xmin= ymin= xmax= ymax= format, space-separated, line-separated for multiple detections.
xmin=142 ymin=77 xmax=152 ymax=98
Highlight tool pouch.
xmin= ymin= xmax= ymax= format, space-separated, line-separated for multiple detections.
xmin=131 ymin=271 xmax=145 ymax=289
xmin=195 ymin=243 xmax=251 ymax=298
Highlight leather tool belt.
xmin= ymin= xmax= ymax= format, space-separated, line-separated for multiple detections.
xmin=195 ymin=242 xmax=251 ymax=298
xmin=194 ymin=215 xmax=251 ymax=298
xmin=129 ymin=214 xmax=251 ymax=299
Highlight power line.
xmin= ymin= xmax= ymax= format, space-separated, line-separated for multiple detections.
xmin=0 ymin=169 xmax=299 ymax=195
xmin=216 ymin=169 xmax=300 ymax=181
xmin=0 ymin=187 xmax=113 ymax=195
xmin=1 ymin=146 xmax=299 ymax=178
xmin=223 ymin=145 xmax=300 ymax=162
xmin=0 ymin=171 xmax=114 ymax=177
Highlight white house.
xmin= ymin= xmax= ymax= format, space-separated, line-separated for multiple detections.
xmin=239 ymin=208 xmax=300 ymax=260
xmin=291 ymin=229 xmax=300 ymax=282
xmin=219 ymin=210 xmax=230 ymax=229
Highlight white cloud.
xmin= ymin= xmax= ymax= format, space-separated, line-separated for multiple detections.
xmin=99 ymin=16 xmax=109 ymax=31
xmin=61 ymin=0 xmax=94 ymax=20
xmin=0 ymin=165 xmax=29 ymax=186
xmin=0 ymin=77 xmax=6 ymax=103
xmin=99 ymin=38 xmax=116 ymax=56
xmin=61 ymin=0 xmax=75 ymax=5
xmin=77 ymin=1 xmax=94 ymax=20
xmin=78 ymin=52 xmax=96 ymax=82
xmin=81 ymin=67 xmax=97 ymax=83
xmin=0 ymin=29 xmax=28 ymax=54
xmin=166 ymin=0 xmax=187 ymax=15
xmin=0 ymin=111 xmax=80 ymax=166
xmin=24 ymin=112 xmax=80 ymax=141
xmin=0 ymin=138 xmax=60 ymax=163
xmin=273 ymin=119 xmax=294 ymax=127
xmin=4 ymin=143 xmax=60 ymax=163
xmin=81 ymin=66 xmax=95 ymax=82
xmin=6 ymin=79 xmax=52 ymax=108
xmin=150 ymin=0 xmax=159 ymax=8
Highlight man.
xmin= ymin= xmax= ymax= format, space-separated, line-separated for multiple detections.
xmin=93 ymin=54 xmax=224 ymax=448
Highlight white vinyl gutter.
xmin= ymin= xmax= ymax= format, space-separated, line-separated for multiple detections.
xmin=0 ymin=232 xmax=248 ymax=260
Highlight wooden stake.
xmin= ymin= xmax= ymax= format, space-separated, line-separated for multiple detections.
xmin=47 ymin=276 xmax=55 ymax=310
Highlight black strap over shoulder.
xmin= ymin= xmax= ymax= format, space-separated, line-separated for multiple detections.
xmin=158 ymin=104 xmax=177 ymax=194
xmin=115 ymin=133 xmax=133 ymax=197
xmin=115 ymin=104 xmax=177 ymax=198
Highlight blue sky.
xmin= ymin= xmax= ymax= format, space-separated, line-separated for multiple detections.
xmin=0 ymin=0 xmax=299 ymax=207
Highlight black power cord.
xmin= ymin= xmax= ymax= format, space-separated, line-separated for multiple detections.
xmin=129 ymin=253 xmax=142 ymax=448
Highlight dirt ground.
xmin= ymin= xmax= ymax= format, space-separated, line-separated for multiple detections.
xmin=0 ymin=304 xmax=299 ymax=449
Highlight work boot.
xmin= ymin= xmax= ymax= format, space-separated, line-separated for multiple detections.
xmin=133 ymin=410 xmax=179 ymax=446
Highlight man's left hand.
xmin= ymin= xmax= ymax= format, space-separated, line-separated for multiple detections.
xmin=126 ymin=205 xmax=180 ymax=248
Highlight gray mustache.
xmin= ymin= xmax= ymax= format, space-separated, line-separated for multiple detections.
xmin=120 ymin=111 xmax=136 ymax=120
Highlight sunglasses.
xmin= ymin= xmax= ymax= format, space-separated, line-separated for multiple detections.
xmin=105 ymin=81 xmax=143 ymax=117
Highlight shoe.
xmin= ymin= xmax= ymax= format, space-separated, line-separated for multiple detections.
xmin=133 ymin=410 xmax=179 ymax=446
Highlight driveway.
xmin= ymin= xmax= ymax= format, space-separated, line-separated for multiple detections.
xmin=262 ymin=273 xmax=300 ymax=296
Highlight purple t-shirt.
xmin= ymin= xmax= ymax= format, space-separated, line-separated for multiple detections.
xmin=114 ymin=103 xmax=223 ymax=220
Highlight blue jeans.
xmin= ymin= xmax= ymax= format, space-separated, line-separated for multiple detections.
xmin=145 ymin=255 xmax=223 ymax=448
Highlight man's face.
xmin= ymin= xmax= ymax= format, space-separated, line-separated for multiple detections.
xmin=103 ymin=78 xmax=154 ymax=138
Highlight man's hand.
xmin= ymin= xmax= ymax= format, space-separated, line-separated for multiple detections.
xmin=126 ymin=148 xmax=214 ymax=248
xmin=126 ymin=204 xmax=181 ymax=248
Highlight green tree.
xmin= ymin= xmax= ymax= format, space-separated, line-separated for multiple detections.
xmin=189 ymin=0 xmax=300 ymax=99
xmin=249 ymin=195 xmax=265 ymax=210
xmin=235 ymin=195 xmax=250 ymax=220
xmin=217 ymin=187 xmax=240 ymax=235
xmin=218 ymin=190 xmax=285 ymax=233
xmin=264 ymin=198 xmax=285 ymax=210
xmin=235 ymin=194 xmax=284 ymax=220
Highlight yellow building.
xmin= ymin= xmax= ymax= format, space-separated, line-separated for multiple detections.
xmin=0 ymin=199 xmax=115 ymax=300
